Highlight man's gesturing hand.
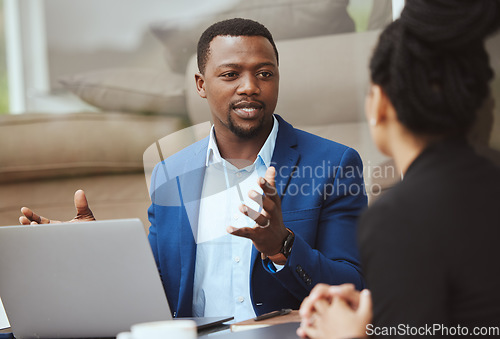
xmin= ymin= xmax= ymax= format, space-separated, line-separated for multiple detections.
xmin=227 ymin=166 xmax=290 ymax=258
xmin=19 ymin=189 xmax=96 ymax=225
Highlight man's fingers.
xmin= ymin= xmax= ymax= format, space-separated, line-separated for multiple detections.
xmin=247 ymin=191 xmax=274 ymax=218
xmin=73 ymin=190 xmax=96 ymax=221
xmin=74 ymin=190 xmax=88 ymax=210
xmin=246 ymin=190 xmax=264 ymax=212
xmin=258 ymin=167 xmax=279 ymax=204
xmin=253 ymin=191 xmax=264 ymax=208
xmin=239 ymin=204 xmax=270 ymax=226
xmin=259 ymin=177 xmax=278 ymax=197
xmin=20 ymin=207 xmax=50 ymax=224
xmin=74 ymin=190 xmax=94 ymax=218
xmin=19 ymin=216 xmax=31 ymax=225
xmin=227 ymin=226 xmax=254 ymax=239
xmin=20 ymin=207 xmax=41 ymax=223
xmin=239 ymin=204 xmax=262 ymax=221
xmin=265 ymin=166 xmax=276 ymax=187
xmin=246 ymin=188 xmax=276 ymax=226
xmin=244 ymin=188 xmax=274 ymax=221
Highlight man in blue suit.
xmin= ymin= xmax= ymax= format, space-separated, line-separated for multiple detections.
xmin=20 ymin=18 xmax=366 ymax=321
xmin=147 ymin=18 xmax=367 ymax=320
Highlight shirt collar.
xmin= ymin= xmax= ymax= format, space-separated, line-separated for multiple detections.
xmin=205 ymin=115 xmax=279 ymax=168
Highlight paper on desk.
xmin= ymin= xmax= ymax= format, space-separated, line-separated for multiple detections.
xmin=0 ymin=297 xmax=10 ymax=329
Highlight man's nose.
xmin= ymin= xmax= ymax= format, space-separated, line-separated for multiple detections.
xmin=236 ymin=74 xmax=260 ymax=96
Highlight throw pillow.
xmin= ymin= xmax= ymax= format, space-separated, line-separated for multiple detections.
xmin=150 ymin=0 xmax=355 ymax=72
xmin=59 ymin=68 xmax=187 ymax=115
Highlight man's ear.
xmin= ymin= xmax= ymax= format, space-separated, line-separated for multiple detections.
xmin=195 ymin=72 xmax=207 ymax=99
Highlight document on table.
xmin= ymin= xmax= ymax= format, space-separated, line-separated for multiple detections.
xmin=0 ymin=297 xmax=10 ymax=329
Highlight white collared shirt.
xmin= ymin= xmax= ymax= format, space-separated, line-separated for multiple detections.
xmin=192 ymin=116 xmax=279 ymax=322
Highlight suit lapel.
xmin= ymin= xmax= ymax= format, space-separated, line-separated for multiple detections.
xmin=251 ymin=115 xmax=300 ymax=273
xmin=271 ymin=115 xmax=300 ymax=199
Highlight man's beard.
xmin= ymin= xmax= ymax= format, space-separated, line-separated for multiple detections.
xmin=227 ymin=111 xmax=266 ymax=139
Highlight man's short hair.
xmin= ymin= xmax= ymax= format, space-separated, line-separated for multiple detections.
xmin=197 ymin=18 xmax=279 ymax=74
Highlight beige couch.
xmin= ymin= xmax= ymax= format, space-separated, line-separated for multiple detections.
xmin=5 ymin=0 xmax=498 ymax=228
xmin=3 ymin=11 xmax=499 ymax=228
xmin=0 ymin=28 xmax=396 ymax=228
xmin=0 ymin=113 xmax=186 ymax=228
xmin=0 ymin=0 xmax=396 ymax=227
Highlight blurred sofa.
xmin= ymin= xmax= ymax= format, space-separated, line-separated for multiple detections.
xmin=0 ymin=113 xmax=186 ymax=228
xmin=0 ymin=32 xmax=393 ymax=228
xmin=0 ymin=0 xmax=397 ymax=227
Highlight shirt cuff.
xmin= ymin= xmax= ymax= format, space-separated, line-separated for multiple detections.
xmin=265 ymin=258 xmax=285 ymax=272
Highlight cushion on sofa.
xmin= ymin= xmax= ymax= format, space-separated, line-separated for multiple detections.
xmin=0 ymin=112 xmax=186 ymax=183
xmin=59 ymin=68 xmax=187 ymax=115
xmin=150 ymin=0 xmax=355 ymax=72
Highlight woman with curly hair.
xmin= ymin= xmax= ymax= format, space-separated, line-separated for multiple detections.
xmin=299 ymin=0 xmax=500 ymax=338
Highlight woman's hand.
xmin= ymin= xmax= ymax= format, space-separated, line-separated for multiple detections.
xmin=298 ymin=285 xmax=373 ymax=339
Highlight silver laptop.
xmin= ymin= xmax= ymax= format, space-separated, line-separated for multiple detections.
xmin=0 ymin=219 xmax=232 ymax=338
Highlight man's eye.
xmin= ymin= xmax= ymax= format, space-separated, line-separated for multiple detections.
xmin=222 ymin=72 xmax=237 ymax=78
xmin=258 ymin=72 xmax=272 ymax=78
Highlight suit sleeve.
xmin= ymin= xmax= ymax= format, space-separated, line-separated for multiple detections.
xmin=262 ymin=147 xmax=367 ymax=300
xmin=147 ymin=160 xmax=183 ymax=280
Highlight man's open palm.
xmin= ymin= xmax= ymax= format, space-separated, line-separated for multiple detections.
xmin=19 ymin=190 xmax=95 ymax=225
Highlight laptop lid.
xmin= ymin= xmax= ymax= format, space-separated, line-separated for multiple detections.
xmin=0 ymin=219 xmax=174 ymax=338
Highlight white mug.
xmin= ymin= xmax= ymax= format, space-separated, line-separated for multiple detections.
xmin=117 ymin=320 xmax=197 ymax=339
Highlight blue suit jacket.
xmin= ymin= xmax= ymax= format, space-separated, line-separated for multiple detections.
xmin=147 ymin=115 xmax=367 ymax=317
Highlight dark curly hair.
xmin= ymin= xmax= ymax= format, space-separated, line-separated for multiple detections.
xmin=369 ymin=0 xmax=500 ymax=136
xmin=197 ymin=18 xmax=279 ymax=74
